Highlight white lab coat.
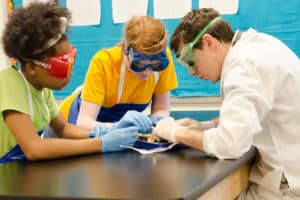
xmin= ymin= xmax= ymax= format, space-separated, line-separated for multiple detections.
xmin=203 ymin=29 xmax=300 ymax=199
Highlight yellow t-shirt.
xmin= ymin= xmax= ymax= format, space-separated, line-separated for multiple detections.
xmin=60 ymin=46 xmax=177 ymax=120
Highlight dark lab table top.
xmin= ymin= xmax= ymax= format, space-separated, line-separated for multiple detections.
xmin=0 ymin=147 xmax=256 ymax=200
xmin=0 ymin=110 xmax=256 ymax=200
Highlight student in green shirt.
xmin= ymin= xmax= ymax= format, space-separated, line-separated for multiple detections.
xmin=0 ymin=2 xmax=152 ymax=164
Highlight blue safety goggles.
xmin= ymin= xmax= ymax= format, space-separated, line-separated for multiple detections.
xmin=128 ymin=47 xmax=169 ymax=72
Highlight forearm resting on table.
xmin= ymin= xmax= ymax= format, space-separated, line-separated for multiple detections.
xmin=175 ymin=127 xmax=205 ymax=152
xmin=25 ymin=138 xmax=101 ymax=161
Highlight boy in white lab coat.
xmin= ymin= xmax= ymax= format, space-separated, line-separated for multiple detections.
xmin=153 ymin=8 xmax=300 ymax=199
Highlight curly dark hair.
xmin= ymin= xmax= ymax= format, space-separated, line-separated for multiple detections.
xmin=170 ymin=8 xmax=234 ymax=54
xmin=2 ymin=2 xmax=71 ymax=62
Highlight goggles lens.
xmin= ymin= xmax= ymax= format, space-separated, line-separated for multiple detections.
xmin=177 ymin=45 xmax=197 ymax=71
xmin=48 ymin=45 xmax=77 ymax=79
xmin=176 ymin=16 xmax=221 ymax=71
xmin=129 ymin=47 xmax=169 ymax=72
xmin=33 ymin=45 xmax=77 ymax=79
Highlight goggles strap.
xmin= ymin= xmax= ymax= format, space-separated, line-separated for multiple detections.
xmin=33 ymin=17 xmax=68 ymax=55
xmin=187 ymin=16 xmax=222 ymax=62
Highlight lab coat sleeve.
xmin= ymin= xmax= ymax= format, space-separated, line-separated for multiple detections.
xmin=203 ymin=59 xmax=277 ymax=159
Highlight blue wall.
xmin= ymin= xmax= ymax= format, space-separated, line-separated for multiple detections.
xmin=14 ymin=0 xmax=300 ymax=98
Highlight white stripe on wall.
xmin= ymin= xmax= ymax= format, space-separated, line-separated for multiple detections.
xmin=0 ymin=1 xmax=9 ymax=71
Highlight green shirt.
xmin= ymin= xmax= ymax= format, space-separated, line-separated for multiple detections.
xmin=0 ymin=67 xmax=58 ymax=157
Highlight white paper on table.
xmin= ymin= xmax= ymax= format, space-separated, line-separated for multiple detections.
xmin=121 ymin=143 xmax=177 ymax=155
xmin=153 ymin=0 xmax=192 ymax=19
xmin=112 ymin=0 xmax=148 ymax=23
xmin=67 ymin=0 xmax=100 ymax=26
xmin=23 ymin=0 xmax=51 ymax=7
xmin=199 ymin=0 xmax=239 ymax=15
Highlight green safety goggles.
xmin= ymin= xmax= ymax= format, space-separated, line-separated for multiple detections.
xmin=176 ymin=16 xmax=221 ymax=70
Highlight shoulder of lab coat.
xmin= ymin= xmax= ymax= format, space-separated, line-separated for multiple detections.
xmin=203 ymin=28 xmax=299 ymax=159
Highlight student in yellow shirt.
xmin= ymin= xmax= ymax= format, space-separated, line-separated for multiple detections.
xmin=58 ymin=16 xmax=178 ymax=131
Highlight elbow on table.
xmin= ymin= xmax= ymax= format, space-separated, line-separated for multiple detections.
xmin=22 ymin=143 xmax=49 ymax=161
xmin=24 ymin=147 xmax=47 ymax=161
xmin=215 ymin=144 xmax=246 ymax=160
xmin=24 ymin=150 xmax=42 ymax=161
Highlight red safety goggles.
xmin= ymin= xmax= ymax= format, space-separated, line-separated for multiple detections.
xmin=33 ymin=45 xmax=77 ymax=79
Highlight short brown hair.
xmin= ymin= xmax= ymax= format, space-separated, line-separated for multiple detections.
xmin=170 ymin=8 xmax=234 ymax=54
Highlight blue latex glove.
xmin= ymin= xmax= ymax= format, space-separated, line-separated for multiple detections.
xmin=150 ymin=116 xmax=164 ymax=127
xmin=112 ymin=111 xmax=153 ymax=133
xmin=88 ymin=124 xmax=110 ymax=138
xmin=101 ymin=126 xmax=139 ymax=153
